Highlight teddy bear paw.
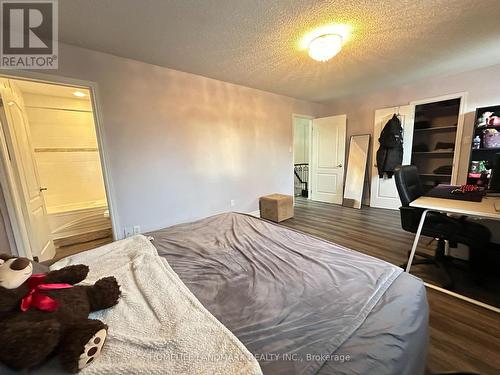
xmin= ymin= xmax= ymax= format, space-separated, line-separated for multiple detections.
xmin=77 ymin=328 xmax=107 ymax=370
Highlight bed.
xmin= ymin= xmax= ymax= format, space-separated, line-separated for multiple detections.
xmin=149 ymin=212 xmax=429 ymax=375
xmin=0 ymin=212 xmax=427 ymax=374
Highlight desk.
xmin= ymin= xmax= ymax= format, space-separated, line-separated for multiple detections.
xmin=406 ymin=196 xmax=500 ymax=272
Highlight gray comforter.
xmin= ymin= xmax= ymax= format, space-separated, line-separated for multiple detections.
xmin=149 ymin=212 xmax=428 ymax=375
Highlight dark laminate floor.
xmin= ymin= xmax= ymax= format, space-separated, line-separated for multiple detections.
xmin=51 ymin=231 xmax=113 ymax=264
xmin=280 ymin=198 xmax=500 ymax=375
xmin=282 ymin=198 xmax=500 ymax=308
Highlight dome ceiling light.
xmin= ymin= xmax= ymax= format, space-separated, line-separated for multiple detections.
xmin=299 ymin=24 xmax=351 ymax=62
xmin=308 ymin=33 xmax=343 ymax=62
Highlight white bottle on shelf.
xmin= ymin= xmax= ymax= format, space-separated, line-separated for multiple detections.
xmin=472 ymin=135 xmax=481 ymax=150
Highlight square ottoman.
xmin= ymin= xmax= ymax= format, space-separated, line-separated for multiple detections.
xmin=259 ymin=194 xmax=293 ymax=222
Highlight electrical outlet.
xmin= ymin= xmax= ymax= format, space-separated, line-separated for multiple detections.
xmin=230 ymin=199 xmax=236 ymax=207
xmin=133 ymin=225 xmax=141 ymax=235
xmin=124 ymin=227 xmax=133 ymax=238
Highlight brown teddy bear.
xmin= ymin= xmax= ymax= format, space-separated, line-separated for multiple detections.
xmin=0 ymin=253 xmax=121 ymax=373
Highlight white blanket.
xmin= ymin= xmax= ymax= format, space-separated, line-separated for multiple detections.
xmin=41 ymin=235 xmax=261 ymax=375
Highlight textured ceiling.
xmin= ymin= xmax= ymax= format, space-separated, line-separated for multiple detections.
xmin=59 ymin=0 xmax=500 ymax=103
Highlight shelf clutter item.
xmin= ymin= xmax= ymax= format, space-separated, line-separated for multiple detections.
xmin=473 ymin=135 xmax=481 ymax=150
xmin=259 ymin=194 xmax=293 ymax=222
xmin=477 ymin=111 xmax=494 ymax=127
xmin=483 ymin=129 xmax=500 ymax=149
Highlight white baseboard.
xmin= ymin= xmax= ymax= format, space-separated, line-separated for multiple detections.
xmin=248 ymin=210 xmax=260 ymax=218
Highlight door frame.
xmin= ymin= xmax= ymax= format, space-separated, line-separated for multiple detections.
xmin=292 ymin=114 xmax=313 ymax=200
xmin=410 ymin=92 xmax=468 ymax=185
xmin=0 ymin=70 xmax=119 ymax=259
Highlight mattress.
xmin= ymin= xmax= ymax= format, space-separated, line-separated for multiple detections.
xmin=149 ymin=212 xmax=429 ymax=375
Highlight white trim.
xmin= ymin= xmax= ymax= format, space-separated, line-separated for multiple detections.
xmin=0 ymin=71 xmax=120 ymax=257
xmin=292 ymin=114 xmax=313 ymax=200
xmin=410 ymin=92 xmax=467 ymax=185
xmin=0 ymin=110 xmax=31 ymax=258
xmin=424 ymin=282 xmax=500 ymax=314
xmin=247 ymin=210 xmax=260 ymax=218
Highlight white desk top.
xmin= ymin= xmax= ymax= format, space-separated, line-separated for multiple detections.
xmin=410 ymin=196 xmax=500 ymax=220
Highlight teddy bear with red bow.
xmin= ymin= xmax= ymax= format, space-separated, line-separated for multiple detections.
xmin=0 ymin=253 xmax=120 ymax=373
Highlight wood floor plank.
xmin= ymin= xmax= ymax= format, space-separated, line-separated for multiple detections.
xmin=280 ymin=198 xmax=500 ymax=375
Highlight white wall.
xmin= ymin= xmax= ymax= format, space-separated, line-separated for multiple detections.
xmin=326 ymin=63 xmax=500 ymax=201
xmin=23 ymin=93 xmax=107 ymax=212
xmin=31 ymin=43 xmax=324 ymax=236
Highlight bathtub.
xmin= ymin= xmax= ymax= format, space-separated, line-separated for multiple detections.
xmin=47 ymin=200 xmax=111 ymax=240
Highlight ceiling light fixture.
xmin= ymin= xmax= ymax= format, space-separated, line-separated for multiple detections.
xmin=73 ymin=91 xmax=86 ymax=97
xmin=308 ymin=33 xmax=343 ymax=62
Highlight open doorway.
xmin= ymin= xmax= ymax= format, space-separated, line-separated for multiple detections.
xmin=293 ymin=115 xmax=312 ymax=199
xmin=293 ymin=114 xmax=347 ymax=205
xmin=0 ymin=77 xmax=113 ymax=261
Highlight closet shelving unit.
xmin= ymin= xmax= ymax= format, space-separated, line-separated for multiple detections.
xmin=466 ymin=105 xmax=500 ymax=187
xmin=411 ymin=98 xmax=461 ymax=193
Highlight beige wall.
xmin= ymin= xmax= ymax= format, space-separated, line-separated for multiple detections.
xmin=23 ymin=93 xmax=107 ymax=212
xmin=33 ymin=43 xmax=324 ymax=236
xmin=325 ymin=63 xmax=500 ymax=201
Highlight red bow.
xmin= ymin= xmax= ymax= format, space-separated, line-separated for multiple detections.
xmin=20 ymin=274 xmax=73 ymax=312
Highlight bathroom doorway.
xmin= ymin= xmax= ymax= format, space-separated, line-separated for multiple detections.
xmin=0 ymin=77 xmax=113 ymax=261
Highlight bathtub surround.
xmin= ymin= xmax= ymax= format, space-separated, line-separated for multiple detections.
xmin=23 ymin=43 xmax=325 ymax=238
xmin=47 ymin=203 xmax=110 ymax=241
xmin=22 ymin=92 xmax=108 ymax=211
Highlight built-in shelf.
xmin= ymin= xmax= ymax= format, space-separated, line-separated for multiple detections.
xmin=471 ymin=147 xmax=500 ymax=151
xmin=412 ymin=151 xmax=454 ymax=155
xmin=467 ymin=105 xmax=500 ymax=187
xmin=419 ymin=173 xmax=452 ymax=178
xmin=414 ymin=125 xmax=457 ymax=133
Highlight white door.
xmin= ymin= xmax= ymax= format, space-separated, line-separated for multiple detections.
xmin=0 ymin=80 xmax=55 ymax=260
xmin=311 ymin=115 xmax=347 ymax=204
xmin=370 ymin=106 xmax=414 ymax=209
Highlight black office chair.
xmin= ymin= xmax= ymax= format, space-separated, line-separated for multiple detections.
xmin=394 ymin=165 xmax=491 ymax=289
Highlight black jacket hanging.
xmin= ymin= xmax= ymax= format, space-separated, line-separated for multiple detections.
xmin=376 ymin=114 xmax=403 ymax=178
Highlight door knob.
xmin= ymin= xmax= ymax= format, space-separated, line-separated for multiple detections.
xmin=39 ymin=187 xmax=47 ymax=192
xmin=337 ymin=164 xmax=343 ymax=168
